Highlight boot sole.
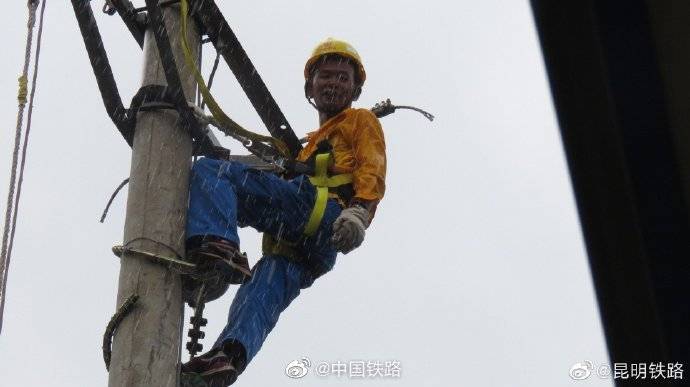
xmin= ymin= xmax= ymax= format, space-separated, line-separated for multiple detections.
xmin=201 ymin=365 xmax=238 ymax=386
xmin=192 ymin=251 xmax=252 ymax=284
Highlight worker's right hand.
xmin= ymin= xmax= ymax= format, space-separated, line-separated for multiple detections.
xmin=331 ymin=205 xmax=369 ymax=254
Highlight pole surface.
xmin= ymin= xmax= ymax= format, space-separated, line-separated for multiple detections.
xmin=108 ymin=5 xmax=199 ymax=387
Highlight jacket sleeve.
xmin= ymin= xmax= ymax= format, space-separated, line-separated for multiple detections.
xmin=350 ymin=110 xmax=386 ymax=204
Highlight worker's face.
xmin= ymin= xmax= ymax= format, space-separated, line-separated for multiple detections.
xmin=308 ymin=56 xmax=358 ymax=115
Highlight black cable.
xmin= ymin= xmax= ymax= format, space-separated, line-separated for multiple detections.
xmin=201 ymin=51 xmax=221 ymax=111
xmin=100 ymin=178 xmax=129 ymax=223
xmin=102 ymin=294 xmax=139 ymax=371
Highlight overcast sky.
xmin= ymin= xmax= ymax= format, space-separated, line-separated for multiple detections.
xmin=0 ymin=1 xmax=613 ymax=386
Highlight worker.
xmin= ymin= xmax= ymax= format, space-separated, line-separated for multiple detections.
xmin=181 ymin=38 xmax=386 ymax=386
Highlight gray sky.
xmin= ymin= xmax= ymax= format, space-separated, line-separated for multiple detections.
xmin=0 ymin=1 xmax=613 ymax=386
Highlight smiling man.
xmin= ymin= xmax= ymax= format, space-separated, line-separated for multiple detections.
xmin=181 ymin=38 xmax=386 ymax=386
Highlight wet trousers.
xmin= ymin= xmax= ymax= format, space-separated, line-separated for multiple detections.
xmin=186 ymin=157 xmax=341 ymax=363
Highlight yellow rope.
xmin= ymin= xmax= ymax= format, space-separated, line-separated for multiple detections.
xmin=2 ymin=0 xmax=43 ymax=335
xmin=17 ymin=75 xmax=28 ymax=105
xmin=178 ymin=0 xmax=290 ymax=157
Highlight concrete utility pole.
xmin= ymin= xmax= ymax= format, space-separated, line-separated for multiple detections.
xmin=108 ymin=5 xmax=199 ymax=387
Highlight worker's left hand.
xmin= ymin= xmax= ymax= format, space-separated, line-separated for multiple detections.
xmin=331 ymin=205 xmax=369 ymax=254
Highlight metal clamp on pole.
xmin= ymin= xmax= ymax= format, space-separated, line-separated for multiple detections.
xmin=144 ymin=0 xmax=214 ymax=156
xmin=112 ymin=244 xmax=197 ymax=275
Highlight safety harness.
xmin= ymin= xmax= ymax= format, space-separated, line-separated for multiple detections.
xmin=261 ymin=141 xmax=353 ymax=261
xmin=304 ymin=152 xmax=353 ymax=235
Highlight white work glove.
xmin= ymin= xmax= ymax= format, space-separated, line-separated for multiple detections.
xmin=331 ymin=205 xmax=370 ymax=254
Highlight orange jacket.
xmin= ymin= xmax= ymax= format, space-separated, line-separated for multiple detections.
xmin=298 ymin=108 xmax=386 ymax=210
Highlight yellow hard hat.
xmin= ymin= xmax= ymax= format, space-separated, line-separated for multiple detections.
xmin=304 ymin=38 xmax=366 ymax=85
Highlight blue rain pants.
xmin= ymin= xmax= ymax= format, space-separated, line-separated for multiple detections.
xmin=186 ymin=157 xmax=342 ymax=364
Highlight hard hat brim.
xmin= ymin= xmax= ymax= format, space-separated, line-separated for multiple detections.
xmin=304 ymin=45 xmax=366 ymax=84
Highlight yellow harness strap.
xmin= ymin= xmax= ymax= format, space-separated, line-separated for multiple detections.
xmin=303 ymin=153 xmax=352 ymax=236
xmin=261 ymin=233 xmax=303 ymax=262
xmin=262 ymin=152 xmax=352 ymax=260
